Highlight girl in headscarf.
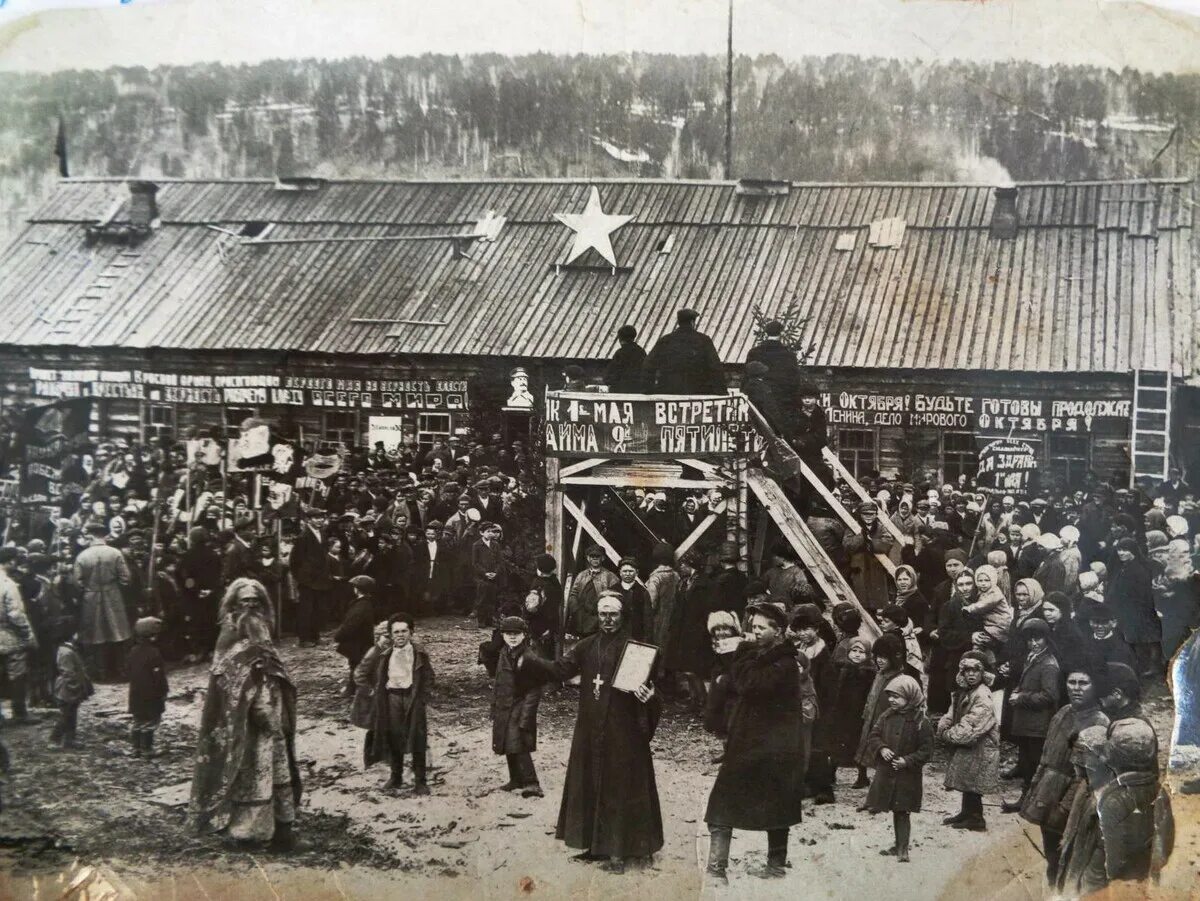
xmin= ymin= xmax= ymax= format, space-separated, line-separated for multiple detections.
xmin=855 ymin=633 xmax=917 ymax=804
xmin=704 ymin=611 xmax=743 ymax=740
xmin=864 ymin=674 xmax=934 ymax=863
xmin=999 ymin=578 xmax=1047 ymax=692
xmin=964 ymin=565 xmax=1013 ymax=651
xmin=986 ymin=550 xmax=1014 ymax=603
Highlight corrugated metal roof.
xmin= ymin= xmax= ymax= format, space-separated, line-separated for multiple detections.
xmin=1 ymin=177 xmax=1194 ymax=378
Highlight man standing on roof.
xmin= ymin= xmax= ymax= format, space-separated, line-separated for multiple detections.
xmin=605 ymin=325 xmax=647 ymax=393
xmin=641 ymin=309 xmax=726 ymax=395
xmin=747 ymin=319 xmax=802 ymax=431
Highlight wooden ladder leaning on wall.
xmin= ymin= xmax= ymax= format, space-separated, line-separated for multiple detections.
xmin=742 ymin=399 xmax=895 ymax=638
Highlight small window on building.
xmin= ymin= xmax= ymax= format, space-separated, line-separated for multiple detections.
xmin=225 ymin=406 xmax=258 ymax=440
xmin=1047 ymin=434 xmax=1091 ymax=491
xmin=836 ymin=428 xmax=878 ymax=481
xmin=417 ymin=413 xmax=452 ymax=453
xmin=322 ymin=410 xmax=359 ymax=449
xmin=144 ymin=403 xmax=175 ymax=442
xmin=941 ymin=431 xmax=978 ymax=483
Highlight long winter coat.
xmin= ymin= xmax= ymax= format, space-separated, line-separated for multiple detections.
xmin=364 ymin=644 xmax=434 ymax=766
xmin=127 ymin=639 xmax=168 ymax=721
xmin=864 ymin=707 xmax=934 ymax=813
xmin=666 ymin=570 xmax=718 ymax=676
xmin=843 ymin=523 xmax=895 ymax=611
xmin=937 ymin=680 xmax=1000 ymax=794
xmin=645 ymin=565 xmax=680 ymax=652
xmin=73 ymin=543 xmax=133 ymax=645
xmin=1008 ymin=649 xmax=1061 ymax=739
xmin=483 ymin=642 xmax=542 ymax=755
xmin=704 ymin=639 xmax=805 ymax=830
xmin=1020 ymin=704 xmax=1108 ymax=833
xmin=1153 ymin=570 xmax=1200 ymax=661
xmin=818 ymin=647 xmax=876 ymax=767
xmin=1109 ymin=557 xmax=1160 ymax=644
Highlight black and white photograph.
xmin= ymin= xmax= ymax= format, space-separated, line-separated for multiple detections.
xmin=0 ymin=0 xmax=1198 ymax=897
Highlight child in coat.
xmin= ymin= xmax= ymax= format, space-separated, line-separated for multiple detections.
xmin=865 ymin=675 xmax=934 ymax=862
xmin=50 ymin=633 xmax=93 ymax=749
xmin=479 ymin=615 xmax=544 ymax=797
xmin=127 ymin=617 xmax=169 ymax=757
xmin=336 ymin=576 xmax=378 ymax=695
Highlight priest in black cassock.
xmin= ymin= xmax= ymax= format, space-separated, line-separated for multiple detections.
xmin=523 ymin=592 xmax=664 ymax=873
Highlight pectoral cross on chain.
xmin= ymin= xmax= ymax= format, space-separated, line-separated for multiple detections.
xmin=592 ymin=674 xmax=605 ymax=700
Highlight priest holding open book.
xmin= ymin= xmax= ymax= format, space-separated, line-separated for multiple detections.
xmin=521 ymin=591 xmax=663 ymax=874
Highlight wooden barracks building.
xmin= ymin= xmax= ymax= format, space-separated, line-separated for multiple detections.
xmin=0 ymin=175 xmax=1196 ymax=489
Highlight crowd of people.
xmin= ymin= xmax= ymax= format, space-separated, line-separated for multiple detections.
xmin=0 ymin=308 xmax=1193 ymax=893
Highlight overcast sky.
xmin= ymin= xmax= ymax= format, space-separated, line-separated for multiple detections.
xmin=0 ymin=0 xmax=1198 ymax=73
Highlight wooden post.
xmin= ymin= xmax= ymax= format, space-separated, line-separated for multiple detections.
xmin=736 ymin=457 xmax=749 ymax=572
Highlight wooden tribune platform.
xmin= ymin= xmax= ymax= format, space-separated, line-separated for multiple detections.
xmin=542 ymin=390 xmax=885 ymax=634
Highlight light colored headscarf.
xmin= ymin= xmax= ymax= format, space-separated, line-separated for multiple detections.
xmin=884 ymin=674 xmax=926 ymax=714
xmin=893 ymin=564 xmax=920 ymax=601
xmin=707 ymin=610 xmax=743 ymax=636
xmin=1015 ymin=578 xmax=1045 ymax=607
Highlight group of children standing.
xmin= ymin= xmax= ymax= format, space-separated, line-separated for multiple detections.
xmin=48 ymin=617 xmax=169 ymax=757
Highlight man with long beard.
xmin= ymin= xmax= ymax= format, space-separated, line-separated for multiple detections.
xmin=523 ymin=594 xmax=663 ymax=873
xmin=189 ymin=578 xmax=302 ymax=852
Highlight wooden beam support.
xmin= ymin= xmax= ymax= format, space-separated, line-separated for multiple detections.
xmin=562 ymin=495 xmax=622 ymax=570
xmin=823 ymin=447 xmax=907 ymax=547
xmin=676 ymin=512 xmax=719 ymax=559
xmin=560 ymin=457 xmax=607 ymax=478
xmin=562 ymin=475 xmax=726 ymax=490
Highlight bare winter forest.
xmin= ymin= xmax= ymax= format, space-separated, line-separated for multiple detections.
xmin=1 ymin=53 xmax=1197 ymax=237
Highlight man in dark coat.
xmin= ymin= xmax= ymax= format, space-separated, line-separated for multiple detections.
xmin=472 ymin=523 xmax=507 ymax=627
xmin=335 ymin=575 xmax=378 ymax=694
xmin=288 ymin=508 xmax=331 ymax=647
xmin=704 ymin=601 xmax=804 ymax=882
xmin=177 ymin=525 xmax=222 ymax=660
xmin=641 ymin=308 xmax=726 ymax=395
xmin=746 ymin=319 xmax=801 ymax=429
xmin=523 ymin=594 xmax=663 ymax=873
xmin=221 ymin=520 xmax=256 ymax=587
xmin=605 ymin=325 xmax=647 ymax=393
xmin=480 ymin=616 xmax=545 ymax=797
xmin=742 ymin=361 xmax=787 ymax=437
xmin=565 ymin=546 xmax=618 ymax=639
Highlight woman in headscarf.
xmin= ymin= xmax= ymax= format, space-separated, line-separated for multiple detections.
xmin=703 ymin=610 xmax=743 ymax=740
xmin=889 ymin=565 xmax=930 ymax=652
xmin=864 ymin=674 xmax=934 ymax=863
xmin=931 ymin=569 xmax=978 ymax=714
xmin=1057 ymin=526 xmax=1083 ymax=607
xmin=855 ymin=633 xmax=917 ymax=802
xmin=1001 ymin=619 xmax=1062 ymax=811
xmin=937 ymin=650 xmax=1000 ymax=832
xmin=189 ymin=578 xmax=302 ymax=851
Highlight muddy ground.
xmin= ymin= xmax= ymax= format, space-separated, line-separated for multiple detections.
xmin=0 ymin=617 xmax=1193 ymax=900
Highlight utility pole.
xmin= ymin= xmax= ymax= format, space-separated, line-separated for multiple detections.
xmin=724 ymin=0 xmax=734 ymax=179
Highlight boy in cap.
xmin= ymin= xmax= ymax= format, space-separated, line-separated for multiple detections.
xmin=127 ymin=617 xmax=168 ymax=757
xmin=480 ymin=615 xmax=545 ymax=797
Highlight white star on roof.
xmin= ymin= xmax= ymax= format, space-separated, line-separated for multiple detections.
xmin=553 ymin=186 xmax=634 ymax=268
